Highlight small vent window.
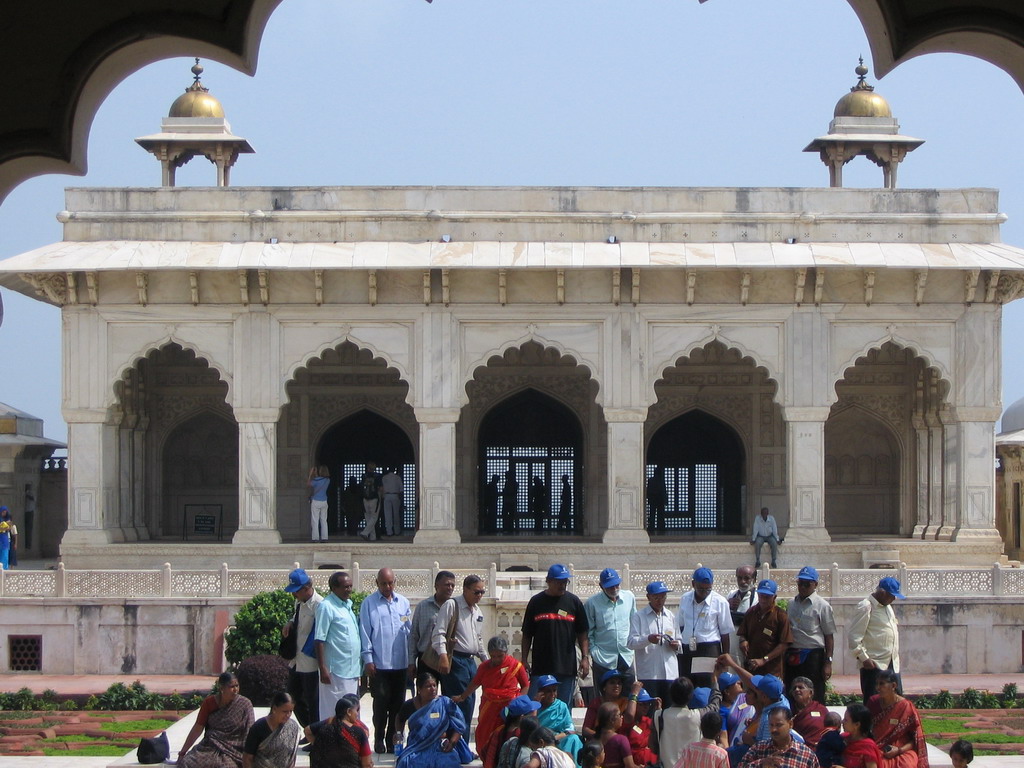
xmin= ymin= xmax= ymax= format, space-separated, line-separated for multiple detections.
xmin=9 ymin=635 xmax=41 ymax=671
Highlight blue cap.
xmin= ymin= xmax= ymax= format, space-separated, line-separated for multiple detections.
xmin=535 ymin=674 xmax=559 ymax=689
xmin=284 ymin=568 xmax=312 ymax=593
xmin=507 ymin=694 xmax=542 ymax=717
xmin=878 ymin=576 xmax=905 ymax=599
xmin=718 ymin=672 xmax=740 ymax=689
xmin=797 ymin=566 xmax=819 ymax=583
xmin=636 ymin=688 xmax=656 ymax=703
xmin=600 ymin=669 xmax=628 ymax=686
xmin=689 ymin=687 xmax=711 ymax=709
xmin=547 ymin=563 xmax=571 ymax=580
xmin=692 ymin=567 xmax=714 ymax=584
xmin=646 ymin=580 xmax=672 ymax=595
xmin=750 ymin=675 xmax=764 ymax=690
xmin=756 ymin=674 xmax=784 ymax=701
xmin=756 ymin=579 xmax=777 ymax=596
xmin=600 ymin=568 xmax=621 ymax=588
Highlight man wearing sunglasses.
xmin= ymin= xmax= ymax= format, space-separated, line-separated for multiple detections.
xmin=432 ymin=574 xmax=487 ymax=738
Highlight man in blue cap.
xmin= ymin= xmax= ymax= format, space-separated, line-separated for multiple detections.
xmin=848 ymin=575 xmax=904 ymax=699
xmin=675 ymin=567 xmax=734 ymax=687
xmin=629 ymin=580 xmax=680 ymax=702
xmin=785 ymin=566 xmax=835 ymax=704
xmin=281 ymin=567 xmax=322 ymax=727
xmin=585 ymin=567 xmax=636 ymax=700
xmin=522 ymin=563 xmax=590 ymax=705
xmin=737 ymin=579 xmax=792 ymax=678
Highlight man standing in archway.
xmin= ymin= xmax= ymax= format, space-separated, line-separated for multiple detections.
xmin=359 ymin=462 xmax=383 ymax=541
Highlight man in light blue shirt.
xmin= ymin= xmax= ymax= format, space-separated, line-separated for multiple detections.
xmin=314 ymin=570 xmax=361 ymax=719
xmin=359 ymin=567 xmax=412 ymax=753
xmin=585 ymin=567 xmax=636 ymax=699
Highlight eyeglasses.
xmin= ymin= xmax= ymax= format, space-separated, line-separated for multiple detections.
xmin=472 ymin=589 xmax=486 ymax=595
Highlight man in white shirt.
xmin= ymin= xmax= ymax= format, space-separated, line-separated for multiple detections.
xmin=675 ymin=567 xmax=734 ymax=687
xmin=848 ymin=576 xmax=904 ymax=699
xmin=433 ymin=574 xmax=487 ymax=738
xmin=750 ymin=507 xmax=781 ymax=568
xmin=628 ymin=580 xmax=680 ymax=702
xmin=381 ymin=467 xmax=403 ymax=537
xmin=281 ymin=568 xmax=322 ymax=727
xmin=727 ymin=565 xmax=757 ymax=664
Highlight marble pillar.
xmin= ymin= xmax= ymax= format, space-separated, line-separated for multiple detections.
xmin=951 ymin=412 xmax=1003 ymax=543
xmin=783 ymin=407 xmax=831 ymax=542
xmin=414 ymin=407 xmax=461 ymax=545
xmin=233 ymin=409 xmax=281 ymax=545
xmin=61 ymin=410 xmax=123 ymax=545
xmin=117 ymin=412 xmax=139 ymax=542
xmin=603 ymin=407 xmax=649 ymax=546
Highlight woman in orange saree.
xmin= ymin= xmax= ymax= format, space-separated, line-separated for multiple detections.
xmin=866 ymin=671 xmax=928 ymax=768
xmin=453 ymin=636 xmax=530 ymax=756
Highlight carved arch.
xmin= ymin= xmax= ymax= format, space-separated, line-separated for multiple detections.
xmin=113 ymin=338 xmax=233 ymax=408
xmin=460 ymin=330 xmax=602 ymax=408
xmin=830 ymin=334 xmax=952 ymax=406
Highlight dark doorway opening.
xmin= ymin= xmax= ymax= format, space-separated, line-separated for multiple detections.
xmin=478 ymin=390 xmax=582 ymax=535
xmin=646 ymin=410 xmax=744 ymax=535
xmin=317 ymin=410 xmax=416 ymax=535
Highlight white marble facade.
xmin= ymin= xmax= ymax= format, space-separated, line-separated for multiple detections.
xmin=3 ymin=186 xmax=1023 ymax=563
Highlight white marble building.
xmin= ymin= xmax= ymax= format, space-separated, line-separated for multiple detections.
xmin=2 ymin=183 xmax=1023 ymax=569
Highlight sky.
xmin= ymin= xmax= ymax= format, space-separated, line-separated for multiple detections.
xmin=2 ymin=0 xmax=1024 ymax=445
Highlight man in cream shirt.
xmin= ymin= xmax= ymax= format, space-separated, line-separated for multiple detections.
xmin=848 ymin=576 xmax=904 ymax=699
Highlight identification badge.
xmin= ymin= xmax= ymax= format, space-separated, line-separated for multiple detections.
xmin=762 ymin=627 xmax=773 ymax=636
xmin=558 ymin=610 xmax=569 ymax=617
xmin=501 ymin=667 xmax=508 ymax=674
xmin=810 ymin=712 xmax=821 ymax=718
xmin=664 ymin=629 xmax=673 ymax=636
xmin=633 ymin=725 xmax=643 ymax=734
xmin=401 ymin=615 xmax=410 ymax=622
xmin=890 ymin=718 xmax=898 ymax=725
xmin=430 ymin=712 xmax=440 ymax=719
xmin=689 ymin=637 xmax=697 ymax=651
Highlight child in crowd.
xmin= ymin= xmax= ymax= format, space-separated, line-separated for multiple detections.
xmin=580 ymin=741 xmax=605 ymax=768
xmin=525 ymin=727 xmax=576 ymax=768
xmin=950 ymin=740 xmax=974 ymax=768
xmin=672 ymin=711 xmax=728 ymax=768
xmin=815 ymin=711 xmax=845 ymax=768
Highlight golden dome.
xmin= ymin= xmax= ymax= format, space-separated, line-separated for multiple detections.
xmin=833 ymin=59 xmax=892 ymax=118
xmin=168 ymin=59 xmax=225 ymax=118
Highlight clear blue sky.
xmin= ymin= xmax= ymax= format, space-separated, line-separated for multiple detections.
xmin=2 ymin=0 xmax=1023 ymax=444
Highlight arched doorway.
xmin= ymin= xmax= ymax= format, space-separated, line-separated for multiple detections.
xmin=280 ymin=341 xmax=416 ymax=540
xmin=162 ymin=412 xmax=238 ymax=539
xmin=317 ymin=410 xmax=416 ymax=536
xmin=647 ymin=341 xmax=781 ymax=537
xmin=824 ymin=407 xmax=900 ymax=534
xmin=646 ymin=410 xmax=745 ymax=535
xmin=477 ymin=390 xmax=584 ymax=535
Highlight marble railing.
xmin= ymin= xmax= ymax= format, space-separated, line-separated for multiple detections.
xmin=0 ymin=561 xmax=1021 ymax=599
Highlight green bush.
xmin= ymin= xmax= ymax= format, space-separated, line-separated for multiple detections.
xmin=225 ymin=587 xmax=368 ymax=666
xmin=915 ymin=695 xmax=935 ymax=709
xmin=956 ymin=687 xmax=983 ymax=709
xmin=933 ymin=690 xmax=955 ymax=709
xmin=236 ymin=654 xmax=291 ymax=705
xmin=978 ymin=691 xmax=1002 ymax=709
xmin=97 ymin=681 xmax=153 ymax=711
xmin=58 ymin=699 xmax=78 ymax=711
xmin=1002 ymin=682 xmax=1018 ymax=707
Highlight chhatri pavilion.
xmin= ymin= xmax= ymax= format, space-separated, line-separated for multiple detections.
xmin=3 ymin=62 xmax=1023 ymax=571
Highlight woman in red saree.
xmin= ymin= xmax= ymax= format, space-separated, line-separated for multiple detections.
xmin=842 ymin=704 xmax=882 ymax=768
xmin=453 ymin=636 xmax=530 ymax=756
xmin=867 ymin=671 xmax=928 ymax=768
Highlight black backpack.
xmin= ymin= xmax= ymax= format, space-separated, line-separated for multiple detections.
xmin=362 ymin=475 xmax=378 ymax=500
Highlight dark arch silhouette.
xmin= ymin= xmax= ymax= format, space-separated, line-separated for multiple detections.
xmin=162 ymin=411 xmax=238 ymax=539
xmin=317 ymin=410 xmax=416 ymax=537
xmin=477 ymin=389 xmax=583 ymax=536
xmin=645 ymin=410 xmax=745 ymax=535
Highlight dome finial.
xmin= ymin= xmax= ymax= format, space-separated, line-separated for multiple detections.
xmin=187 ymin=58 xmax=209 ymax=94
xmin=852 ymin=56 xmax=874 ymax=93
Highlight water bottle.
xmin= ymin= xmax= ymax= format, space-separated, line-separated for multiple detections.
xmin=394 ymin=735 xmax=403 ymax=757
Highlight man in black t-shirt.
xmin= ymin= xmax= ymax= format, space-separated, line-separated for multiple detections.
xmin=358 ymin=462 xmax=383 ymax=541
xmin=521 ymin=563 xmax=590 ymax=705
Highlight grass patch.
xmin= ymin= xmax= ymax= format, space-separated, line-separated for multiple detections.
xmin=921 ymin=717 xmax=973 ymax=734
xmin=40 ymin=735 xmax=110 ymax=743
xmin=0 ymin=712 xmax=45 ymax=720
xmin=967 ymin=733 xmax=1024 ymax=744
xmin=97 ymin=718 xmax=173 ymax=733
xmin=42 ymin=745 xmax=132 ymax=756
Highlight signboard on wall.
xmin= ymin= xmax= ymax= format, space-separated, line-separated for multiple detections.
xmin=183 ymin=504 xmax=223 ymax=540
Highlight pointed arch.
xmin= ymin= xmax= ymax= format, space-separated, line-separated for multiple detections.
xmin=113 ymin=336 xmax=233 ymax=407
xmin=831 ymin=332 xmax=952 ymax=405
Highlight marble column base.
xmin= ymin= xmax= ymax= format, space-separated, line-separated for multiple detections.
xmin=232 ymin=528 xmax=283 ymax=545
xmin=413 ymin=528 xmax=462 ymax=546
xmin=783 ymin=526 xmax=831 ymax=543
xmin=935 ymin=525 xmax=956 ymax=541
xmin=952 ymin=527 xmax=1003 ymax=544
xmin=601 ymin=528 xmax=650 ymax=546
xmin=60 ymin=529 xmax=118 ymax=546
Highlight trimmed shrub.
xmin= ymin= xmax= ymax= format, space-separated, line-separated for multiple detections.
xmin=236 ymin=654 xmax=291 ymax=706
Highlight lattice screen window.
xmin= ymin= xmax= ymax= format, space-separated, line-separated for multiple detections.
xmin=9 ymin=635 xmax=41 ymax=671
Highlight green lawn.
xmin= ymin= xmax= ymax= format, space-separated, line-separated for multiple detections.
xmin=42 ymin=745 xmax=133 ymax=756
xmin=97 ymin=718 xmax=174 ymax=733
xmin=921 ymin=716 xmax=973 ymax=734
